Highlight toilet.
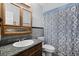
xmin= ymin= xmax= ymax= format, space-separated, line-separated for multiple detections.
xmin=37 ymin=37 xmax=55 ymax=56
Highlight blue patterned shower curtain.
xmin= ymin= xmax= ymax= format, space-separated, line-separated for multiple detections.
xmin=44 ymin=4 xmax=79 ymax=56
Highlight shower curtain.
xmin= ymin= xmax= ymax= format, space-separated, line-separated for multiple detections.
xmin=44 ymin=3 xmax=79 ymax=56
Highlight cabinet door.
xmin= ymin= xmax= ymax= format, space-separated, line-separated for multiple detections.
xmin=4 ymin=3 xmax=20 ymax=26
xmin=22 ymin=9 xmax=32 ymax=27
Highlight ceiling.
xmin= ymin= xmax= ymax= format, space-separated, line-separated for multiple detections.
xmin=39 ymin=3 xmax=67 ymax=12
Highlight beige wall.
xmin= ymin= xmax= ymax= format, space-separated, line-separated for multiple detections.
xmin=31 ymin=3 xmax=44 ymax=27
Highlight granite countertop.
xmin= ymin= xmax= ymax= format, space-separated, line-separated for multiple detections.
xmin=0 ymin=39 xmax=42 ymax=56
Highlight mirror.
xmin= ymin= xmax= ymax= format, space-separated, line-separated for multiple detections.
xmin=4 ymin=3 xmax=20 ymax=26
xmin=1 ymin=3 xmax=32 ymax=35
xmin=23 ymin=9 xmax=31 ymax=26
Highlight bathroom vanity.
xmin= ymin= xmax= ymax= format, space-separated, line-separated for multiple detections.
xmin=15 ymin=42 xmax=42 ymax=56
xmin=0 ymin=39 xmax=42 ymax=56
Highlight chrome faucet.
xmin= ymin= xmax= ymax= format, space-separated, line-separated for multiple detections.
xmin=17 ymin=39 xmax=21 ymax=42
xmin=17 ymin=38 xmax=26 ymax=42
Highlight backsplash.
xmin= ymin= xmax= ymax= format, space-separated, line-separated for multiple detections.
xmin=0 ymin=34 xmax=32 ymax=46
xmin=0 ymin=28 xmax=44 ymax=46
xmin=32 ymin=27 xmax=44 ymax=39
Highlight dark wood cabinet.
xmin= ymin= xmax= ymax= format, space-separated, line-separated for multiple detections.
xmin=15 ymin=42 xmax=42 ymax=56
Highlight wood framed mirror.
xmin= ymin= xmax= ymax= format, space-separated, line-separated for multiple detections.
xmin=0 ymin=3 xmax=32 ymax=35
xmin=22 ymin=8 xmax=32 ymax=27
xmin=3 ymin=3 xmax=20 ymax=26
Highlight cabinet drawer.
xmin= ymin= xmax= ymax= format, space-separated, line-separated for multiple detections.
xmin=28 ymin=42 xmax=42 ymax=56
xmin=31 ymin=49 xmax=42 ymax=56
xmin=16 ymin=50 xmax=29 ymax=56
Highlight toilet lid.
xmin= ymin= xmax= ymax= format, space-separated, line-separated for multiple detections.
xmin=43 ymin=44 xmax=55 ymax=53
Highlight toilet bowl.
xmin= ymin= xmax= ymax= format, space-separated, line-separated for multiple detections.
xmin=37 ymin=37 xmax=55 ymax=56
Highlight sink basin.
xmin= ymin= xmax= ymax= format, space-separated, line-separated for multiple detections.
xmin=13 ymin=40 xmax=34 ymax=47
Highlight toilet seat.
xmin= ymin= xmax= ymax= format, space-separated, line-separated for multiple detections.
xmin=43 ymin=44 xmax=55 ymax=53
